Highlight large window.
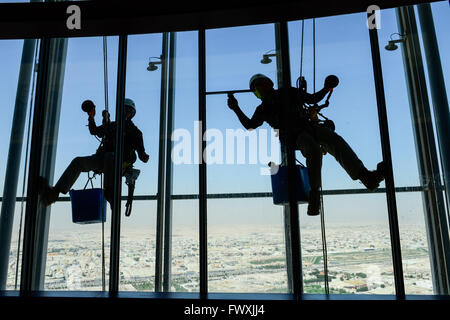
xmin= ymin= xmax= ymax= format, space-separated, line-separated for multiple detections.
xmin=0 ymin=39 xmax=36 ymax=290
xmin=379 ymin=8 xmax=435 ymax=294
xmin=205 ymin=24 xmax=288 ymax=293
xmin=118 ymin=33 xmax=162 ymax=292
xmin=0 ymin=1 xmax=449 ymax=298
xmin=169 ymin=31 xmax=200 ymax=292
xmin=43 ymin=36 xmax=119 ymax=291
xmin=288 ymin=13 xmax=395 ymax=294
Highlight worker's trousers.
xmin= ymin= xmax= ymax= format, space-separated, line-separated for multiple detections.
xmin=54 ymin=152 xmax=115 ymax=202
xmin=295 ymin=125 xmax=365 ymax=191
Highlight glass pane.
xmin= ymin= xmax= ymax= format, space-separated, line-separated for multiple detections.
xmin=41 ymin=36 xmax=119 ymax=291
xmin=205 ymin=24 xmax=280 ymax=194
xmin=289 ymin=12 xmax=395 ymax=295
xmin=205 ymin=24 xmax=288 ymax=293
xmin=168 ymin=31 xmax=200 ymax=292
xmin=208 ymin=198 xmax=288 ymax=293
xmin=429 ymin=1 xmax=450 ymax=101
xmin=378 ymin=9 xmax=422 ymax=188
xmin=206 ymin=93 xmax=281 ymax=194
xmin=206 ymin=24 xmax=277 ymax=93
xmin=0 ymin=39 xmax=37 ymax=290
xmin=379 ymin=7 xmax=446 ymax=295
xmin=120 ymin=200 xmax=156 ymax=291
xmin=396 ymin=192 xmax=433 ymax=294
xmin=124 ymin=33 xmax=161 ymax=197
xmin=119 ymin=33 xmax=162 ymax=291
xmin=171 ymin=31 xmax=198 ymax=196
xmin=46 ymin=201 xmax=110 ymax=291
xmin=417 ymin=2 xmax=450 ymax=216
xmin=170 ymin=199 xmax=199 ymax=292
xmin=310 ymin=194 xmax=395 ymax=295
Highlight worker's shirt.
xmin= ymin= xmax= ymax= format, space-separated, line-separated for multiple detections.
xmin=88 ymin=118 xmax=146 ymax=165
xmin=242 ymin=87 xmax=329 ymax=142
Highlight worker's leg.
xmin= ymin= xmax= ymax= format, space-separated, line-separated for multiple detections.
xmin=313 ymin=125 xmax=385 ymax=190
xmin=39 ymin=154 xmax=103 ymax=207
xmin=312 ymin=125 xmax=365 ymax=180
xmin=54 ymin=154 xmax=103 ymax=194
xmin=295 ymin=131 xmax=323 ymax=191
xmin=295 ymin=131 xmax=323 ymax=216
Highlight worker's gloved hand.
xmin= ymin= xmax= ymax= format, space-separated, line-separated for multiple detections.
xmin=139 ymin=152 xmax=150 ymax=163
xmin=102 ymin=110 xmax=110 ymax=123
xmin=227 ymin=93 xmax=238 ymax=110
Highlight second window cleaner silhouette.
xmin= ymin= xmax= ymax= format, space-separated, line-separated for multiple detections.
xmin=39 ymin=98 xmax=150 ymax=211
xmin=227 ymin=74 xmax=385 ymax=216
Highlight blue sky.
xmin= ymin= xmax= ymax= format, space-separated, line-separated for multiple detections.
xmin=0 ymin=2 xmax=449 ymax=234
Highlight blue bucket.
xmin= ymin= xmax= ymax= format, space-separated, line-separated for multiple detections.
xmin=69 ymin=188 xmax=107 ymax=224
xmin=270 ymin=165 xmax=311 ymax=205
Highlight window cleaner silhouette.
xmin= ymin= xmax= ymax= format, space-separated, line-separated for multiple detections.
xmin=39 ymin=98 xmax=149 ymax=213
xmin=227 ymin=74 xmax=384 ymax=216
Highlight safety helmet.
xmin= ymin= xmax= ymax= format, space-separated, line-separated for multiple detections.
xmin=249 ymin=74 xmax=274 ymax=91
xmin=124 ymin=98 xmax=136 ymax=119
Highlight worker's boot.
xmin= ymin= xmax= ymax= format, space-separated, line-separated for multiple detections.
xmin=307 ymin=189 xmax=321 ymax=216
xmin=359 ymin=161 xmax=385 ymax=192
xmin=38 ymin=176 xmax=60 ymax=207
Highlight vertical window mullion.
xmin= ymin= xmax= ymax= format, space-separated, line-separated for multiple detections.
xmin=163 ymin=31 xmax=177 ymax=292
xmin=20 ymin=37 xmax=50 ymax=295
xmin=109 ymin=34 xmax=128 ymax=295
xmin=275 ymin=21 xmax=303 ymax=298
xmin=198 ymin=28 xmax=208 ymax=297
xmin=155 ymin=32 xmax=169 ymax=293
xmin=367 ymin=16 xmax=405 ymax=299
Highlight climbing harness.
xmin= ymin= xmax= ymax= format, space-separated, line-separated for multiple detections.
xmin=297 ymin=19 xmax=337 ymax=134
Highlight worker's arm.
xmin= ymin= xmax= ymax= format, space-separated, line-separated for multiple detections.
xmin=88 ymin=115 xmax=105 ymax=138
xmin=132 ymin=127 xmax=149 ymax=163
xmin=303 ymin=87 xmax=329 ymax=104
xmin=303 ymin=76 xmax=338 ymax=104
xmin=227 ymin=94 xmax=264 ymax=130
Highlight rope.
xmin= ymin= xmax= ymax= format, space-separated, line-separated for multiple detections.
xmin=319 ymin=188 xmax=329 ymax=294
xmin=14 ymin=40 xmax=39 ymax=289
xmin=297 ymin=20 xmax=305 ymax=90
xmin=101 ymin=36 xmax=108 ymax=291
xmin=103 ymin=36 xmax=109 ymax=112
xmin=101 ymin=174 xmax=105 ymax=291
xmin=313 ymin=18 xmax=316 ymax=101
xmin=300 ymin=19 xmax=304 ymax=79
xmin=312 ymin=19 xmax=329 ymax=294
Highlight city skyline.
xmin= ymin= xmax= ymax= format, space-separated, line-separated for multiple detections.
xmin=7 ymin=222 xmax=433 ymax=295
